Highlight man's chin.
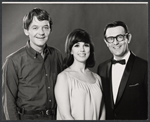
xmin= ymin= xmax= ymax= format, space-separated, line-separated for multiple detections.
xmin=38 ymin=44 xmax=46 ymax=47
xmin=36 ymin=41 xmax=47 ymax=46
xmin=112 ymin=51 xmax=122 ymax=57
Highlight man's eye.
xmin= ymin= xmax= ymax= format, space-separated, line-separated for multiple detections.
xmin=43 ymin=26 xmax=50 ymax=30
xmin=108 ymin=37 xmax=113 ymax=40
xmin=32 ymin=27 xmax=38 ymax=30
xmin=117 ymin=35 xmax=123 ymax=39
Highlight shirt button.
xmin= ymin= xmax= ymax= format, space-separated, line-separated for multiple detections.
xmin=48 ymin=87 xmax=50 ymax=89
xmin=49 ymin=100 xmax=51 ymax=102
xmin=34 ymin=57 xmax=36 ymax=59
xmin=46 ymin=74 xmax=48 ymax=76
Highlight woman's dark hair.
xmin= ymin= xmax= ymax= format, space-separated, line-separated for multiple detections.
xmin=63 ymin=28 xmax=95 ymax=69
xmin=23 ymin=8 xmax=53 ymax=31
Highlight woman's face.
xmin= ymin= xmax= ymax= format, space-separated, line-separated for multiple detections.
xmin=71 ymin=42 xmax=90 ymax=64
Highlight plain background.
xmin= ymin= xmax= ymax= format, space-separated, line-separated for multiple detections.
xmin=2 ymin=3 xmax=148 ymax=73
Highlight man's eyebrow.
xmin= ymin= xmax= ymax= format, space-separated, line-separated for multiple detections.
xmin=31 ymin=24 xmax=38 ymax=27
xmin=31 ymin=24 xmax=49 ymax=27
xmin=43 ymin=25 xmax=49 ymax=26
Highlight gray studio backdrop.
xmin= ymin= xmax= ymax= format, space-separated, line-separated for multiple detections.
xmin=2 ymin=3 xmax=148 ymax=72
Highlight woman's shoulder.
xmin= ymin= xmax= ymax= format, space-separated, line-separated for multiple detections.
xmin=59 ymin=68 xmax=71 ymax=74
xmin=56 ymin=70 xmax=70 ymax=88
xmin=58 ymin=70 xmax=68 ymax=79
xmin=55 ymin=69 xmax=71 ymax=95
xmin=57 ymin=68 xmax=73 ymax=79
xmin=90 ymin=71 xmax=101 ymax=78
xmin=90 ymin=71 xmax=101 ymax=82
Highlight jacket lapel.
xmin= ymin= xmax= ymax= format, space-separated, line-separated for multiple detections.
xmin=115 ymin=52 xmax=135 ymax=106
xmin=106 ymin=60 xmax=115 ymax=109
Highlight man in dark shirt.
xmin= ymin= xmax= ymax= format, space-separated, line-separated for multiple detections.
xmin=2 ymin=8 xmax=63 ymax=120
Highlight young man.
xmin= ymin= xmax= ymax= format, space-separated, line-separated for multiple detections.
xmin=97 ymin=21 xmax=147 ymax=120
xmin=2 ymin=8 xmax=63 ymax=120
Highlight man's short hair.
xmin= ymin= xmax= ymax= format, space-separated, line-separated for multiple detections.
xmin=23 ymin=8 xmax=53 ymax=31
xmin=104 ymin=21 xmax=129 ymax=37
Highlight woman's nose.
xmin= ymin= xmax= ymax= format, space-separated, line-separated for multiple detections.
xmin=80 ymin=46 xmax=85 ymax=51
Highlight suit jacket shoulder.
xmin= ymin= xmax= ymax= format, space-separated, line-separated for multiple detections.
xmin=98 ymin=58 xmax=111 ymax=68
xmin=134 ymin=56 xmax=147 ymax=68
xmin=97 ymin=58 xmax=112 ymax=75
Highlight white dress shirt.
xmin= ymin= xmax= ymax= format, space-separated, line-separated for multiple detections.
xmin=112 ymin=51 xmax=130 ymax=103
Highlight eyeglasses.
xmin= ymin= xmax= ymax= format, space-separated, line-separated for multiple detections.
xmin=105 ymin=33 xmax=128 ymax=43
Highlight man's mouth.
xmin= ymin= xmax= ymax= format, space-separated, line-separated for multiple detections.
xmin=36 ymin=36 xmax=45 ymax=39
xmin=113 ymin=45 xmax=122 ymax=49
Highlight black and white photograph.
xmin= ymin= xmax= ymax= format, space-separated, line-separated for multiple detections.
xmin=2 ymin=2 xmax=148 ymax=120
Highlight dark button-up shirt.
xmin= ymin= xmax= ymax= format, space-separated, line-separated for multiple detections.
xmin=2 ymin=41 xmax=63 ymax=120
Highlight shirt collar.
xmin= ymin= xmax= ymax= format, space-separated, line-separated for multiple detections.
xmin=26 ymin=40 xmax=49 ymax=58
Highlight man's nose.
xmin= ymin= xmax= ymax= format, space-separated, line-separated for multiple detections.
xmin=39 ymin=28 xmax=44 ymax=35
xmin=113 ymin=38 xmax=119 ymax=45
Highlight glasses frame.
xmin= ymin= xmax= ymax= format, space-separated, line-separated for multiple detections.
xmin=105 ymin=33 xmax=129 ymax=43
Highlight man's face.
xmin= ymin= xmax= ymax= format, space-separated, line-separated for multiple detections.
xmin=24 ymin=16 xmax=51 ymax=48
xmin=104 ymin=26 xmax=131 ymax=59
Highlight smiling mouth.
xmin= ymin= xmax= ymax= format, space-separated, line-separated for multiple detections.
xmin=113 ymin=45 xmax=122 ymax=49
xmin=36 ymin=37 xmax=45 ymax=39
xmin=78 ymin=54 xmax=86 ymax=57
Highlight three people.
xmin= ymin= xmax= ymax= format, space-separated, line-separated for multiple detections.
xmin=97 ymin=21 xmax=148 ymax=120
xmin=2 ymin=8 xmax=63 ymax=120
xmin=54 ymin=28 xmax=106 ymax=120
xmin=2 ymin=7 xmax=148 ymax=121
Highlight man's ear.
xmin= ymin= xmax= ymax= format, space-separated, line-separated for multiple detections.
xmin=127 ymin=33 xmax=132 ymax=44
xmin=24 ymin=29 xmax=29 ymax=36
xmin=104 ymin=38 xmax=109 ymax=47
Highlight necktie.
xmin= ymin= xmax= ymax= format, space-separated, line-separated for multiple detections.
xmin=111 ymin=59 xmax=126 ymax=65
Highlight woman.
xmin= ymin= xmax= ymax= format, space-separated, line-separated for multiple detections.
xmin=54 ymin=28 xmax=105 ymax=120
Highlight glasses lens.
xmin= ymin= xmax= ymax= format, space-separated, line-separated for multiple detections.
xmin=106 ymin=33 xmax=127 ymax=43
xmin=117 ymin=35 xmax=124 ymax=42
xmin=107 ymin=37 xmax=114 ymax=43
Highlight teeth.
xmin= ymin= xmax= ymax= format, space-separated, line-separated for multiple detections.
xmin=37 ymin=37 xmax=45 ymax=39
xmin=78 ymin=54 xmax=86 ymax=57
xmin=114 ymin=46 xmax=121 ymax=49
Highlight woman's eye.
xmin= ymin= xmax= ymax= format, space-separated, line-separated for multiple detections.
xmin=74 ymin=44 xmax=79 ymax=47
xmin=84 ymin=44 xmax=90 ymax=47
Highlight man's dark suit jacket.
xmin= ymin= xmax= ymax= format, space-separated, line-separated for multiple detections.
xmin=97 ymin=52 xmax=148 ymax=120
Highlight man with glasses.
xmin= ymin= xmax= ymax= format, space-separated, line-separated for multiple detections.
xmin=97 ymin=21 xmax=147 ymax=120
